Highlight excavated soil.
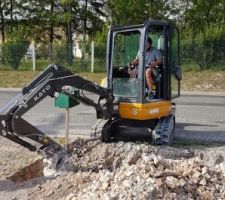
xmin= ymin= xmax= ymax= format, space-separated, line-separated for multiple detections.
xmin=1 ymin=137 xmax=225 ymax=200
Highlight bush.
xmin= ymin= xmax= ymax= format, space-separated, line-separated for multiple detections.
xmin=52 ymin=42 xmax=69 ymax=65
xmin=1 ymin=41 xmax=29 ymax=70
xmin=36 ymin=44 xmax=49 ymax=60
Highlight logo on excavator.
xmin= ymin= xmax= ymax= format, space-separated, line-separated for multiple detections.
xmin=34 ymin=85 xmax=51 ymax=101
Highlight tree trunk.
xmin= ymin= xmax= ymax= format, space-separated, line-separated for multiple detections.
xmin=10 ymin=0 xmax=13 ymax=32
xmin=0 ymin=6 xmax=5 ymax=43
xmin=48 ymin=0 xmax=54 ymax=61
xmin=67 ymin=21 xmax=73 ymax=65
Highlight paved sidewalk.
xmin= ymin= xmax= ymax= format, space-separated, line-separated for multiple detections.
xmin=181 ymin=91 xmax=225 ymax=96
xmin=0 ymin=88 xmax=21 ymax=92
xmin=1 ymin=88 xmax=225 ymax=96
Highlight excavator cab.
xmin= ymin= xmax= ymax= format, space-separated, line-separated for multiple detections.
xmin=102 ymin=20 xmax=182 ymax=144
xmin=108 ymin=20 xmax=181 ymax=102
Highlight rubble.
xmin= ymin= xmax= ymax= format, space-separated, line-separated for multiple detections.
xmin=28 ymin=138 xmax=225 ymax=200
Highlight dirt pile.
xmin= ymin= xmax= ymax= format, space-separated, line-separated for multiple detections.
xmin=8 ymin=159 xmax=43 ymax=183
xmin=28 ymin=138 xmax=225 ymax=200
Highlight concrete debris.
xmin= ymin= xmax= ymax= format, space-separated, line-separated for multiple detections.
xmin=28 ymin=139 xmax=225 ymax=200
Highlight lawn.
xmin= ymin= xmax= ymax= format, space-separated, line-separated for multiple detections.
xmin=0 ymin=70 xmax=106 ymax=88
xmin=0 ymin=69 xmax=225 ymax=92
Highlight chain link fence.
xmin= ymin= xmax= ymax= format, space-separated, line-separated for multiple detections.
xmin=181 ymin=41 xmax=225 ymax=71
xmin=0 ymin=40 xmax=224 ymax=72
xmin=0 ymin=41 xmax=107 ymax=72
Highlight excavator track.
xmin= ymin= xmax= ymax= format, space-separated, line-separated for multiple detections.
xmin=152 ymin=114 xmax=175 ymax=145
xmin=91 ymin=119 xmax=112 ymax=142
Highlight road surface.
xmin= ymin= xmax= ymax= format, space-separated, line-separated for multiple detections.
xmin=1 ymin=90 xmax=225 ymax=143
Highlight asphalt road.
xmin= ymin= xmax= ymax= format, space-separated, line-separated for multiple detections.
xmin=1 ymin=90 xmax=225 ymax=143
xmin=175 ymin=93 xmax=225 ymax=143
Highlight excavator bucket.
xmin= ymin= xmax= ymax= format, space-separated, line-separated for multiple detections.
xmin=0 ymin=87 xmax=68 ymax=175
xmin=0 ymin=64 xmax=114 ymax=175
xmin=0 ymin=103 xmax=68 ymax=176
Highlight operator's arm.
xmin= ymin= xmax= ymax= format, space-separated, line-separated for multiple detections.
xmin=130 ymin=49 xmax=141 ymax=66
xmin=149 ymin=59 xmax=161 ymax=68
xmin=148 ymin=49 xmax=162 ymax=68
xmin=130 ymin=58 xmax=139 ymax=66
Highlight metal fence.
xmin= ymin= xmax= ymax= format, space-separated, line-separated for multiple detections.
xmin=0 ymin=41 xmax=224 ymax=72
xmin=0 ymin=41 xmax=107 ymax=72
xmin=181 ymin=41 xmax=225 ymax=71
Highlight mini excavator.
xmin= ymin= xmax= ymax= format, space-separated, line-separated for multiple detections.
xmin=0 ymin=20 xmax=182 ymax=171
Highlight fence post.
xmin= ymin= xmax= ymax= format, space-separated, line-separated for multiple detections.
xmin=32 ymin=41 xmax=36 ymax=71
xmin=91 ymin=41 xmax=94 ymax=72
xmin=65 ymin=108 xmax=70 ymax=150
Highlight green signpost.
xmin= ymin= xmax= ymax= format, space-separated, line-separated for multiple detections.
xmin=55 ymin=92 xmax=79 ymax=149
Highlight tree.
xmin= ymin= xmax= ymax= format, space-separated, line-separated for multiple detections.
xmin=179 ymin=0 xmax=225 ymax=70
xmin=179 ymin=0 xmax=225 ymax=35
xmin=0 ymin=0 xmax=20 ymax=43
xmin=16 ymin=0 xmax=63 ymax=58
xmin=1 ymin=27 xmax=29 ymax=69
xmin=104 ymin=0 xmax=171 ymax=26
xmin=0 ymin=1 xmax=7 ymax=42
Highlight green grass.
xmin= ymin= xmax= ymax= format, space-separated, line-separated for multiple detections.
xmin=0 ymin=70 xmax=39 ymax=88
xmin=0 ymin=57 xmax=106 ymax=72
xmin=0 ymin=60 xmax=50 ymax=71
xmin=0 ymin=70 xmax=106 ymax=88
xmin=182 ymin=59 xmax=225 ymax=72
xmin=0 ymin=58 xmax=107 ymax=88
xmin=1 ymin=62 xmax=225 ymax=91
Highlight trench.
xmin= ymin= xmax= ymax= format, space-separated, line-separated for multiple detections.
xmin=7 ymin=159 xmax=44 ymax=183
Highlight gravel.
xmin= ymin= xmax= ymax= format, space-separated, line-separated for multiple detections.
xmin=26 ymin=138 xmax=225 ymax=200
xmin=1 ymin=136 xmax=225 ymax=200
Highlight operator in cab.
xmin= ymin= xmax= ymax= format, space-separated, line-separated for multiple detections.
xmin=129 ymin=37 xmax=161 ymax=98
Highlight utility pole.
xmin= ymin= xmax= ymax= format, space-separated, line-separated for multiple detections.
xmin=32 ymin=41 xmax=36 ymax=71
xmin=91 ymin=41 xmax=94 ymax=72
xmin=67 ymin=0 xmax=73 ymax=66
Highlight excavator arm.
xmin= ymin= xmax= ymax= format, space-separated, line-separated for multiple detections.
xmin=0 ymin=64 xmax=114 ymax=171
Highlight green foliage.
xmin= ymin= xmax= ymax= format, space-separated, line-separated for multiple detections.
xmin=181 ymin=25 xmax=225 ymax=70
xmin=91 ymin=25 xmax=108 ymax=71
xmin=93 ymin=25 xmax=108 ymax=58
xmin=1 ymin=27 xmax=29 ymax=70
xmin=106 ymin=0 xmax=148 ymax=25
xmin=0 ymin=0 xmax=225 ymax=72
xmin=20 ymin=60 xmax=50 ymax=71
xmin=1 ymin=41 xmax=29 ymax=69
xmin=181 ymin=0 xmax=225 ymax=34
xmin=105 ymin=0 xmax=170 ymax=25
xmin=52 ymin=41 xmax=69 ymax=65
xmin=36 ymin=44 xmax=49 ymax=60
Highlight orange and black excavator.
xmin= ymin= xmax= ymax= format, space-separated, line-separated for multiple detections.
xmin=0 ymin=19 xmax=182 ymax=171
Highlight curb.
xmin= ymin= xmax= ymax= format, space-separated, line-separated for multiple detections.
xmin=1 ymin=88 xmax=225 ymax=96
xmin=0 ymin=88 xmax=21 ymax=92
xmin=181 ymin=91 xmax=225 ymax=96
